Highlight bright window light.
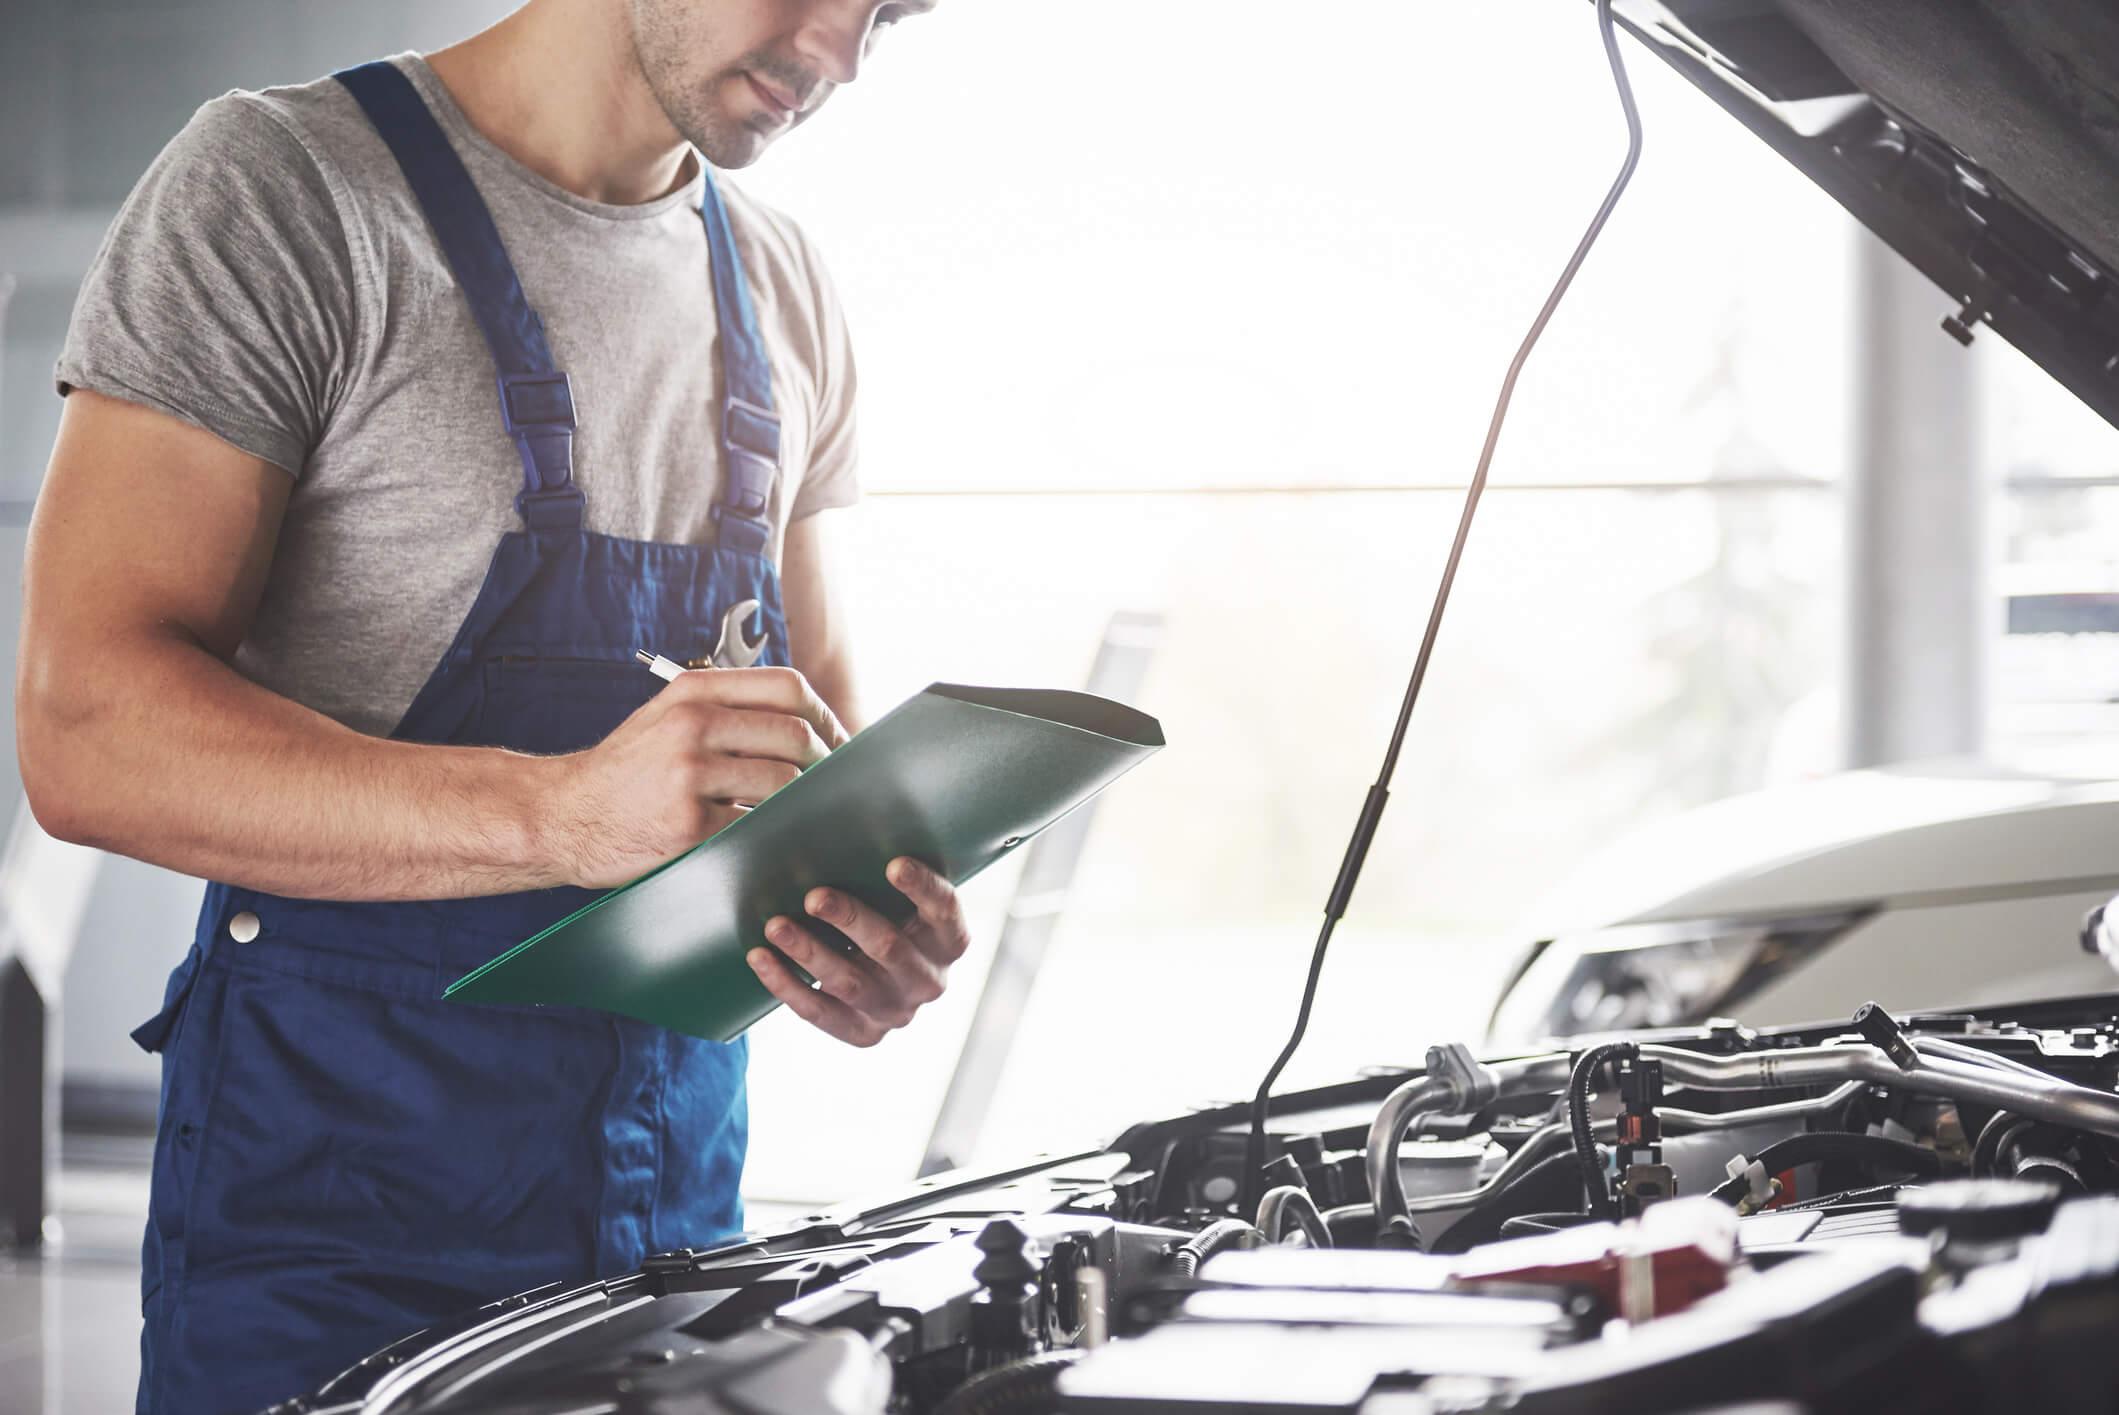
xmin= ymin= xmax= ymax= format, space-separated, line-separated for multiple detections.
xmin=734 ymin=3 xmax=1858 ymax=1201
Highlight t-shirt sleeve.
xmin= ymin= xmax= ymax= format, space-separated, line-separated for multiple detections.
xmin=55 ymin=93 xmax=358 ymax=475
xmin=787 ymin=227 xmax=861 ymax=521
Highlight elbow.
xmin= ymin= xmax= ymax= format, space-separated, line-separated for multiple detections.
xmin=18 ymin=717 xmax=93 ymax=849
xmin=19 ymin=769 xmax=93 ymax=852
xmin=16 ymin=658 xmax=109 ymax=850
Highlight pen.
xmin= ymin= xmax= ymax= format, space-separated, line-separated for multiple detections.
xmin=634 ymin=648 xmax=689 ymax=683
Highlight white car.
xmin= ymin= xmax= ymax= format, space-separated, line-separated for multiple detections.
xmin=1489 ymin=764 xmax=2119 ymax=1045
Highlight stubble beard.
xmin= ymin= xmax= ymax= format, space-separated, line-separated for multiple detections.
xmin=628 ymin=0 xmax=822 ymax=169
xmin=627 ymin=0 xmax=760 ymax=168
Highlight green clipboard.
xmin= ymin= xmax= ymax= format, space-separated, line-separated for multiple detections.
xmin=443 ymin=683 xmax=1164 ymax=1040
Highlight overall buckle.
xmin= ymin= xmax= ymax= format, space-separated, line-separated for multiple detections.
xmin=720 ymin=395 xmax=780 ymax=522
xmin=710 ymin=503 xmax=773 ymax=556
xmin=517 ymin=485 xmax=587 ymax=530
xmin=723 ymin=395 xmax=780 ymax=463
xmin=498 ymin=372 xmax=582 ymax=530
xmin=499 ymin=371 xmax=577 ymax=438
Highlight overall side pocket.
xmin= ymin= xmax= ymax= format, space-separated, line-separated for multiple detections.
xmin=133 ymin=945 xmax=229 ymax=1315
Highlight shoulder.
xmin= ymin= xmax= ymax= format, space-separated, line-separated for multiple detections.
xmin=171 ymin=70 xmax=373 ymax=189
xmin=60 ymin=72 xmax=388 ymax=471
xmin=711 ymin=174 xmax=843 ymax=307
xmin=708 ymin=172 xmax=853 ymax=374
xmin=130 ymin=73 xmax=385 ymax=259
xmin=175 ymin=61 xmax=467 ymax=233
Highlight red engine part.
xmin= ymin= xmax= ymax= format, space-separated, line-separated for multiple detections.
xmin=1446 ymin=1196 xmax=1740 ymax=1319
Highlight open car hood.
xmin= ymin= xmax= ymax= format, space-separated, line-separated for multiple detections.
xmin=1615 ymin=0 xmax=2119 ymax=428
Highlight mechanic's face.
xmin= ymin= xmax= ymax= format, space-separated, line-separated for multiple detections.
xmin=629 ymin=0 xmax=932 ymax=168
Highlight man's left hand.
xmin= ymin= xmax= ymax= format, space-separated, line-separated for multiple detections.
xmin=746 ymin=857 xmax=968 ymax=1047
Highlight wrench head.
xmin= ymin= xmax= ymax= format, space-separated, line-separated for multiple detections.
xmin=712 ymin=598 xmax=768 ymax=668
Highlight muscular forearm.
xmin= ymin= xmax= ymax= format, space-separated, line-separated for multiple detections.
xmin=18 ymin=623 xmax=564 ymax=901
xmin=782 ymin=511 xmax=864 ymax=734
xmin=22 ymin=395 xmax=851 ymax=902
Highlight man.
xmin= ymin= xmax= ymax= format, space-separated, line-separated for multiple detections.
xmin=16 ymin=1 xmax=956 ymax=1410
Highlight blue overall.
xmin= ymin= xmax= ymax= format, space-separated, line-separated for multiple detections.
xmin=128 ymin=61 xmax=789 ymax=1415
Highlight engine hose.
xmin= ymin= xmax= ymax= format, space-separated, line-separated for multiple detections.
xmin=1365 ymin=1053 xmax=1574 ymax=1232
xmin=1971 ymin=1111 xmax=2034 ymax=1180
xmin=1568 ymin=1042 xmax=1637 ymax=1220
xmin=1497 ymin=1211 xmax=1603 ymax=1240
xmin=1708 ymin=1131 xmax=1943 ymax=1205
xmin=1171 ymin=1219 xmax=1265 ymax=1279
xmin=1256 ymin=1185 xmax=1333 ymax=1248
xmin=1427 ymin=1152 xmax=1586 ymax=1255
xmin=1597 ymin=1082 xmax=1869 ymax=1140
xmin=1322 ymin=1202 xmax=1379 ymax=1248
xmin=934 ymin=1350 xmax=1085 ymax=1415
xmin=2014 ymin=1153 xmax=2088 ymax=1193
xmin=1971 ymin=1113 xmax=2089 ymax=1191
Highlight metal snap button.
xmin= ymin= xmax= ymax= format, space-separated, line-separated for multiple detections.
xmin=228 ymin=911 xmax=261 ymax=944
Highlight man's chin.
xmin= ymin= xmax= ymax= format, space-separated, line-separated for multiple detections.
xmin=692 ymin=121 xmax=777 ymax=170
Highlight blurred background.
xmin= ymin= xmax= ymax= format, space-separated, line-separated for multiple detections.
xmin=5 ymin=0 xmax=2119 ymax=1407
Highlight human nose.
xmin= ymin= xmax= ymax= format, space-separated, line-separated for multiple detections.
xmin=793 ymin=0 xmax=879 ymax=87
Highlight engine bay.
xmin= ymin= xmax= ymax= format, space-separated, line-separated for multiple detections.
xmin=285 ymin=993 xmax=2119 ymax=1414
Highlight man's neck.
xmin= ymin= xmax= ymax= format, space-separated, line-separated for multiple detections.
xmin=426 ymin=0 xmax=696 ymax=207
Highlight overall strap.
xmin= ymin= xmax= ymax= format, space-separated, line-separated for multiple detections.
xmin=334 ymin=61 xmax=584 ymax=532
xmin=697 ymin=171 xmax=781 ymax=556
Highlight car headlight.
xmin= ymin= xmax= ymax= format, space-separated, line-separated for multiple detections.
xmin=1486 ymin=908 xmax=1872 ymax=1047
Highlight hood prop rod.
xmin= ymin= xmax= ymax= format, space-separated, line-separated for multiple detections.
xmin=1242 ymin=0 xmax=1647 ymax=1217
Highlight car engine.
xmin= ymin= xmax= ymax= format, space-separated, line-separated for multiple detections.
xmin=275 ymin=993 xmax=2119 ymax=1415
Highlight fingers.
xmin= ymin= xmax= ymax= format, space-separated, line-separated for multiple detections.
xmin=763 ymin=912 xmax=905 ymax=1024
xmin=746 ymin=947 xmax=886 ymax=1048
xmin=695 ymin=705 xmax=830 ymax=770
xmin=697 ymin=801 xmax=750 ymax=838
xmin=664 ymin=667 xmax=848 ymax=754
xmin=692 ymin=754 xmax=800 ymax=806
xmin=803 ymin=886 xmax=948 ymax=1006
xmin=887 ymin=858 xmax=972 ymax=964
xmin=752 ymin=877 xmax=957 ymax=1048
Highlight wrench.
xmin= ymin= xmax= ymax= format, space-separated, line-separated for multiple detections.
xmin=708 ymin=598 xmax=768 ymax=669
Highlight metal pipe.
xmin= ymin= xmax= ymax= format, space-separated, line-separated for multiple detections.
xmin=1911 ymin=1053 xmax=2119 ymax=1136
xmin=1641 ymin=1044 xmax=2119 ymax=1139
xmin=1595 ymin=1081 xmax=1869 ymax=1138
xmin=1912 ymin=1036 xmax=2059 ymax=1083
xmin=1640 ymin=1043 xmax=1868 ymax=1090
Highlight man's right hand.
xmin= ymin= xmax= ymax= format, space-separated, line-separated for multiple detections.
xmin=542 ymin=666 xmax=850 ymax=889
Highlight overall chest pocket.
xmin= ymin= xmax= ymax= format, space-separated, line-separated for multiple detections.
xmin=474 ymin=656 xmax=659 ymax=755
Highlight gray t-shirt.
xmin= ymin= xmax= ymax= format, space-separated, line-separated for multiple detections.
xmin=57 ymin=54 xmax=860 ymax=737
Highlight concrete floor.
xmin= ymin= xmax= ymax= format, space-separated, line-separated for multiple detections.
xmin=2 ymin=1164 xmax=151 ymax=1415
